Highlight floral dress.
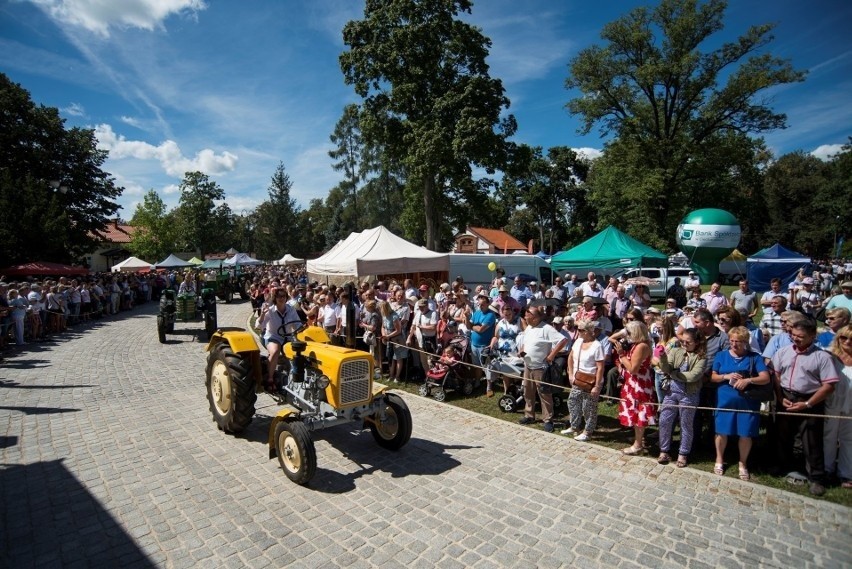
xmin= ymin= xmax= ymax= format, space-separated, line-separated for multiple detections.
xmin=618 ymin=344 xmax=656 ymax=427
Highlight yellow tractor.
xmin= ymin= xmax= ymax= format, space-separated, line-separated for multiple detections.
xmin=204 ymin=325 xmax=412 ymax=485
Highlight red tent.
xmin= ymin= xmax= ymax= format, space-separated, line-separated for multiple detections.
xmin=1 ymin=261 xmax=90 ymax=277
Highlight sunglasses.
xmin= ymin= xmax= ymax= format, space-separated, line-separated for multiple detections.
xmin=825 ymin=316 xmax=836 ymax=321
xmin=626 ymin=317 xmax=636 ymax=321
xmin=839 ymin=336 xmax=851 ymax=342
xmin=718 ymin=318 xmax=730 ymax=324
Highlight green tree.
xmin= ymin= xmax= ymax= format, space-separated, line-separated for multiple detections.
xmin=0 ymin=73 xmax=122 ymax=266
xmin=500 ymin=145 xmax=591 ymax=252
xmin=340 ymin=0 xmax=516 ymax=250
xmin=128 ymin=189 xmax=176 ymax=262
xmin=328 ymin=104 xmax=365 ymax=233
xmin=763 ymin=149 xmax=851 ymax=257
xmin=565 ymin=0 xmax=804 ymax=249
xmin=172 ymin=171 xmax=231 ymax=255
xmin=254 ymin=162 xmax=301 ymax=260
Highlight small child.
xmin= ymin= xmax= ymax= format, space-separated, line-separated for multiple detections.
xmin=427 ymin=345 xmax=458 ymax=380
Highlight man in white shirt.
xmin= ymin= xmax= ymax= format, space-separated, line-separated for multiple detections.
xmin=517 ymin=306 xmax=569 ymax=433
xmin=684 ymin=271 xmax=700 ymax=292
xmin=579 ymin=272 xmax=604 ymax=298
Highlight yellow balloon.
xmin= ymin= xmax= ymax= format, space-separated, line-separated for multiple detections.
xmin=487 ymin=262 xmax=497 ymax=272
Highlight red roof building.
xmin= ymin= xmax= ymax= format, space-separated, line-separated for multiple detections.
xmin=453 ymin=227 xmax=528 ymax=254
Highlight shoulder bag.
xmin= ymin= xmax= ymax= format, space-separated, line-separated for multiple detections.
xmin=742 ymin=353 xmax=774 ymax=402
xmin=572 ymin=348 xmax=597 ymax=392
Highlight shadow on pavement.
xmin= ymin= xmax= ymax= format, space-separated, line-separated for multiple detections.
xmin=0 ymin=406 xmax=80 ymax=415
xmin=0 ymin=460 xmax=157 ymax=568
xmin=0 ymin=379 xmax=95 ymax=389
xmin=235 ymin=415 xmax=476 ymax=493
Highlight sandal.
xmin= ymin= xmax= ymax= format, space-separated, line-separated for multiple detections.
xmin=657 ymin=453 xmax=671 ymax=465
xmin=622 ymin=445 xmax=645 ymax=456
xmin=676 ymin=456 xmax=688 ymax=468
xmin=713 ymin=463 xmax=724 ymax=476
xmin=739 ymin=467 xmax=750 ymax=481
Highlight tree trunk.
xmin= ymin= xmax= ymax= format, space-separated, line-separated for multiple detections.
xmin=423 ymin=177 xmax=438 ymax=251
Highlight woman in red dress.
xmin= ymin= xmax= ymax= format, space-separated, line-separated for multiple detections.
xmin=615 ymin=320 xmax=655 ymax=455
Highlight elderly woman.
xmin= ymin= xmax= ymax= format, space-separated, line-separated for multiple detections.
xmin=655 ymin=328 xmax=707 ymax=467
xmin=615 ymin=321 xmax=654 ymax=455
xmin=686 ymin=287 xmax=706 ymax=311
xmin=380 ymin=300 xmax=407 ymax=383
xmin=630 ymin=284 xmax=652 ymax=311
xmin=710 ymin=326 xmax=770 ymax=480
xmin=564 ymin=320 xmax=605 ymax=441
xmin=826 ymin=325 xmax=852 ymax=488
xmin=818 ymin=307 xmax=851 ymax=348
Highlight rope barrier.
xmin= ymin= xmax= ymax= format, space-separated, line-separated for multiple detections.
xmin=388 ymin=338 xmax=852 ymax=421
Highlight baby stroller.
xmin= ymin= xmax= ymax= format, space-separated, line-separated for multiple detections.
xmin=485 ymin=351 xmax=566 ymax=413
xmin=418 ymin=335 xmax=481 ymax=401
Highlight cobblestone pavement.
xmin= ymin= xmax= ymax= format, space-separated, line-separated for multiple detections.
xmin=1 ymin=300 xmax=850 ymax=568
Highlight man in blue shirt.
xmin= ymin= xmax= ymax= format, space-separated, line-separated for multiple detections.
xmin=510 ymin=276 xmax=533 ymax=310
xmin=467 ymin=292 xmax=497 ymax=374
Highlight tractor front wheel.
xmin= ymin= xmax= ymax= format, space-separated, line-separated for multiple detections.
xmin=206 ymin=342 xmax=257 ymax=433
xmin=275 ymin=420 xmax=316 ymax=485
xmin=369 ymin=393 xmax=412 ymax=451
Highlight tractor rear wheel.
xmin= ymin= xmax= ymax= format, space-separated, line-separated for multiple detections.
xmin=369 ymin=393 xmax=412 ymax=451
xmin=239 ymin=279 xmax=250 ymax=300
xmin=206 ymin=342 xmax=256 ymax=433
xmin=157 ymin=315 xmax=166 ymax=344
xmin=275 ymin=420 xmax=316 ymax=485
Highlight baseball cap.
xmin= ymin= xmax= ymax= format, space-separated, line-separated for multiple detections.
xmin=498 ymin=285 xmax=509 ymax=292
xmin=529 ymin=281 xmax=537 ymax=286
xmin=476 ymin=291 xmax=490 ymax=300
xmin=552 ymin=316 xmax=563 ymax=324
xmin=647 ymin=307 xmax=661 ymax=315
xmin=417 ymin=298 xmax=428 ymax=307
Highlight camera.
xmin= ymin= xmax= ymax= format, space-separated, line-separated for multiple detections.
xmin=618 ymin=338 xmax=633 ymax=352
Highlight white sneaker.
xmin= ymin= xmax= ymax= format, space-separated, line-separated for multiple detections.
xmin=574 ymin=432 xmax=589 ymax=442
xmin=560 ymin=427 xmax=576 ymax=435
xmin=374 ymin=370 xmax=382 ymax=379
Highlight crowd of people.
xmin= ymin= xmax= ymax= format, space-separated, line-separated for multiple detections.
xmin=4 ymin=259 xmax=850 ymax=496
xmin=247 ymin=263 xmax=851 ymax=497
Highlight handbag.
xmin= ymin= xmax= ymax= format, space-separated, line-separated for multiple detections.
xmin=573 ymin=370 xmax=597 ymax=392
xmin=741 ymin=353 xmax=775 ymax=402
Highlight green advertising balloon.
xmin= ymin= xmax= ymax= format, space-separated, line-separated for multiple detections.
xmin=676 ymin=209 xmax=740 ymax=286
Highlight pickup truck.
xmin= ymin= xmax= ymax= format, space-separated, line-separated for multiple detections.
xmin=617 ymin=266 xmax=693 ymax=301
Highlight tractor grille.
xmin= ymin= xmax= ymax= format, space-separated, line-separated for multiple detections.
xmin=338 ymin=358 xmax=371 ymax=405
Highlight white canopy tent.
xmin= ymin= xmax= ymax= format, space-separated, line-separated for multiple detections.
xmin=111 ymin=256 xmax=154 ymax=272
xmin=275 ymin=253 xmax=304 ymax=266
xmin=307 ymin=226 xmax=449 ymax=280
xmin=224 ymin=252 xmax=263 ymax=266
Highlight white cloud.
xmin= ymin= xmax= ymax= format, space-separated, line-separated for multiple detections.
xmin=30 ymin=0 xmax=207 ymax=37
xmin=95 ymin=123 xmax=238 ymax=178
xmin=162 ymin=183 xmax=180 ymax=195
xmin=573 ymin=147 xmax=603 ymax=161
xmin=62 ymin=102 xmax=86 ymax=116
xmin=811 ymin=144 xmax=847 ymax=161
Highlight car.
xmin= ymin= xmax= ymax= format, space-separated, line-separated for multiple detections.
xmin=617 ymin=266 xmax=693 ymax=300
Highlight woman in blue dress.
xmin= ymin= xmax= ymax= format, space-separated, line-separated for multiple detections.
xmin=710 ymin=326 xmax=770 ymax=481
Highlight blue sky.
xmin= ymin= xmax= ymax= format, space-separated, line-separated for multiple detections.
xmin=1 ymin=0 xmax=850 ymax=218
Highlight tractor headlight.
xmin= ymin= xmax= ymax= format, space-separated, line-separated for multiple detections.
xmin=317 ymin=375 xmax=330 ymax=389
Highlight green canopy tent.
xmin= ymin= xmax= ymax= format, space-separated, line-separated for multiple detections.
xmin=200 ymin=259 xmax=224 ymax=269
xmin=550 ymin=226 xmax=669 ymax=273
xmin=188 ymin=257 xmax=204 ymax=266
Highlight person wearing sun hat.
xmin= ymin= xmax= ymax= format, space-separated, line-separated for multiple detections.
xmin=826 ymin=280 xmax=852 ymax=312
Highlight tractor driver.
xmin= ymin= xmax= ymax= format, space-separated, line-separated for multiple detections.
xmin=263 ymin=289 xmax=303 ymax=393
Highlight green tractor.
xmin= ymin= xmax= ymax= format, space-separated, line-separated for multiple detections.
xmin=203 ymin=267 xmax=251 ymax=303
xmin=157 ymin=287 xmax=218 ymax=343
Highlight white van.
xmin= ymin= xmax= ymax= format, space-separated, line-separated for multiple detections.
xmin=449 ymin=253 xmax=557 ymax=288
